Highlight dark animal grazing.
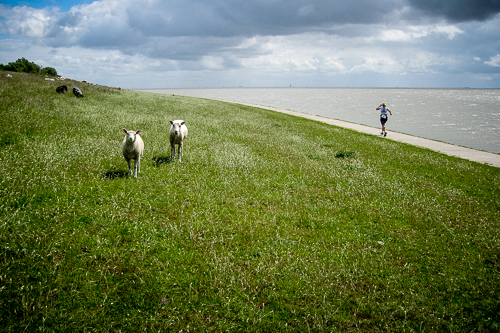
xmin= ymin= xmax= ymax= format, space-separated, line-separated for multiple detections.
xmin=73 ymin=87 xmax=84 ymax=98
xmin=56 ymin=85 xmax=68 ymax=93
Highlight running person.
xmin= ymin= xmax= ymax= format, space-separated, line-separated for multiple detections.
xmin=376 ymin=102 xmax=393 ymax=137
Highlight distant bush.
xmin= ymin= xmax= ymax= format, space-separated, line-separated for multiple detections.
xmin=0 ymin=57 xmax=58 ymax=76
xmin=41 ymin=66 xmax=58 ymax=76
xmin=0 ymin=57 xmax=40 ymax=74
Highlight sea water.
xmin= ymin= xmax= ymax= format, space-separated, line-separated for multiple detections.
xmin=139 ymin=88 xmax=500 ymax=154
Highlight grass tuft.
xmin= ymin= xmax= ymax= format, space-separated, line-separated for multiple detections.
xmin=335 ymin=150 xmax=356 ymax=158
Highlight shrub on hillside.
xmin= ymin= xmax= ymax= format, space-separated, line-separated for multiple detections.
xmin=41 ymin=66 xmax=58 ymax=76
xmin=0 ymin=57 xmax=58 ymax=76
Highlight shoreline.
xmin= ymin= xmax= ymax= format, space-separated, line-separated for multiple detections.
xmin=209 ymin=98 xmax=500 ymax=168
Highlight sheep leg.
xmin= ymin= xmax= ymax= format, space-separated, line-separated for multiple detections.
xmin=178 ymin=142 xmax=183 ymax=162
xmin=170 ymin=143 xmax=176 ymax=161
xmin=134 ymin=156 xmax=140 ymax=178
xmin=126 ymin=158 xmax=132 ymax=175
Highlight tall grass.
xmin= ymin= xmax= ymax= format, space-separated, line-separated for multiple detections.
xmin=1 ymin=71 xmax=499 ymax=332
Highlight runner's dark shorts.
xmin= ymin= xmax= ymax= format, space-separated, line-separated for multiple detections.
xmin=380 ymin=114 xmax=388 ymax=125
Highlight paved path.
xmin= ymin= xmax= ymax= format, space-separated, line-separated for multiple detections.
xmin=214 ymin=99 xmax=500 ymax=168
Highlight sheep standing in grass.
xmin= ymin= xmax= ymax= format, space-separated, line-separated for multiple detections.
xmin=73 ymin=87 xmax=84 ymax=98
xmin=56 ymin=85 xmax=68 ymax=93
xmin=169 ymin=120 xmax=188 ymax=162
xmin=122 ymin=129 xmax=144 ymax=178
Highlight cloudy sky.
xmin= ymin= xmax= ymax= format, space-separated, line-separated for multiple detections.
xmin=1 ymin=0 xmax=500 ymax=88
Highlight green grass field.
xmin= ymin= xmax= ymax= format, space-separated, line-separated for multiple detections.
xmin=1 ymin=71 xmax=499 ymax=332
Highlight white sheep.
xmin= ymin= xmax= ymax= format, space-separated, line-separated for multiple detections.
xmin=122 ymin=128 xmax=144 ymax=177
xmin=169 ymin=120 xmax=188 ymax=162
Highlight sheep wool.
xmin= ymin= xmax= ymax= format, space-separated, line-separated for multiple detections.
xmin=122 ymin=128 xmax=144 ymax=178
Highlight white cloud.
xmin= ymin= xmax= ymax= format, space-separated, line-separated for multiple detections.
xmin=350 ymin=57 xmax=404 ymax=74
xmin=5 ymin=6 xmax=53 ymax=38
xmin=485 ymin=54 xmax=500 ymax=67
xmin=378 ymin=29 xmax=415 ymax=42
xmin=431 ymin=25 xmax=464 ymax=39
xmin=200 ymin=55 xmax=225 ymax=70
xmin=366 ymin=24 xmax=464 ymax=43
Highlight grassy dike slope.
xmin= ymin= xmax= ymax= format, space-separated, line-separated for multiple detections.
xmin=1 ymin=72 xmax=499 ymax=332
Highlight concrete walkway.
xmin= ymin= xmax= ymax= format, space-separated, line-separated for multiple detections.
xmin=215 ymin=99 xmax=500 ymax=168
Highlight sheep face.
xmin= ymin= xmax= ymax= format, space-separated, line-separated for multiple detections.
xmin=170 ymin=121 xmax=185 ymax=135
xmin=123 ymin=128 xmax=141 ymax=144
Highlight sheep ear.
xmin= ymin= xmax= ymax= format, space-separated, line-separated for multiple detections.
xmin=122 ymin=128 xmax=128 ymax=133
xmin=169 ymin=120 xmax=173 ymax=124
xmin=181 ymin=122 xmax=185 ymax=125
xmin=136 ymin=130 xmax=141 ymax=134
